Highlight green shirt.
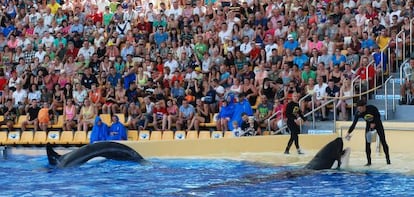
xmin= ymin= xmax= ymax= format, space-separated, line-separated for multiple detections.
xmin=103 ymin=13 xmax=114 ymax=26
xmin=301 ymin=70 xmax=317 ymax=84
xmin=194 ymin=43 xmax=207 ymax=60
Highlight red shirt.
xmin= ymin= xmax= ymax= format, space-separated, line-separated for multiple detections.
xmin=136 ymin=22 xmax=151 ymax=33
xmin=250 ymin=47 xmax=261 ymax=59
xmin=153 ymin=107 xmax=168 ymax=119
xmin=87 ymin=12 xmax=103 ymax=24
xmin=66 ymin=48 xmax=79 ymax=59
xmin=0 ymin=77 xmax=7 ymax=91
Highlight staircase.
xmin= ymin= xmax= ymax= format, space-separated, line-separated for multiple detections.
xmin=367 ymin=71 xmax=414 ymax=122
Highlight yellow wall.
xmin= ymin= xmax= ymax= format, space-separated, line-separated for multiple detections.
xmin=120 ymin=121 xmax=414 ymax=158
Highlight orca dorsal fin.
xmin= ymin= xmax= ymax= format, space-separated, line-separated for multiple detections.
xmin=46 ymin=143 xmax=61 ymax=166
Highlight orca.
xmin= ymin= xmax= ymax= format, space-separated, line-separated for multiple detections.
xmin=305 ymin=137 xmax=350 ymax=170
xmin=46 ymin=142 xmax=145 ymax=168
xmin=187 ymin=137 xmax=351 ymax=192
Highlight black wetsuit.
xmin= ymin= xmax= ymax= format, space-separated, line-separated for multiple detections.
xmin=285 ymin=101 xmax=305 ymax=152
xmin=348 ymin=105 xmax=390 ymax=164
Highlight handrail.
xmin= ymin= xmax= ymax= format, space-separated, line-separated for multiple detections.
xmin=366 ymin=60 xmax=376 ymax=96
xmin=399 ymin=58 xmax=410 ymax=86
xmin=266 ymin=110 xmax=282 ymax=131
xmin=351 ymin=75 xmax=361 ymax=119
xmin=302 ymin=98 xmax=336 ymax=130
xmin=384 ymin=76 xmax=393 ymax=120
xmin=410 ymin=18 xmax=414 ymax=55
xmin=396 ymin=29 xmax=406 ymax=71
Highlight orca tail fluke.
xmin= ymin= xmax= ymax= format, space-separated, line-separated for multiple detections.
xmin=46 ymin=143 xmax=61 ymax=166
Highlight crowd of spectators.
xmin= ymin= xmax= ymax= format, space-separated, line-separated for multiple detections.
xmin=0 ymin=0 xmax=411 ymax=135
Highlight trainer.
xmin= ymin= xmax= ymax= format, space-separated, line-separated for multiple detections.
xmin=345 ymin=100 xmax=391 ymax=166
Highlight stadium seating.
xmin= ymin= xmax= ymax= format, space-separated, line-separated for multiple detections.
xmin=128 ymin=130 xmax=138 ymax=141
xmin=47 ymin=131 xmax=61 ymax=144
xmin=186 ymin=131 xmax=198 ymax=139
xmin=162 ymin=131 xmax=174 ymax=140
xmin=150 ymin=131 xmax=162 ymax=141
xmin=198 ymin=131 xmax=211 ymax=139
xmin=138 ymin=130 xmax=150 ymax=140
xmin=60 ymin=131 xmax=74 ymax=144
xmin=19 ymin=131 xmax=34 ymax=145
xmin=174 ymin=131 xmax=186 ymax=140
xmin=73 ymin=131 xmax=87 ymax=144
xmin=33 ymin=131 xmax=47 ymax=145
xmin=211 ymin=131 xmax=223 ymax=139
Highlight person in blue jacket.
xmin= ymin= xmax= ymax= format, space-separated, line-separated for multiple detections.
xmin=90 ymin=116 xmax=109 ymax=143
xmin=228 ymin=93 xmax=254 ymax=130
xmin=107 ymin=115 xmax=127 ymax=140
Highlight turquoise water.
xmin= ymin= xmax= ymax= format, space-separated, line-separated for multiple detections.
xmin=0 ymin=154 xmax=413 ymax=196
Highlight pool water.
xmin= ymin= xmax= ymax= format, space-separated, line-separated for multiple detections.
xmin=0 ymin=154 xmax=413 ymax=196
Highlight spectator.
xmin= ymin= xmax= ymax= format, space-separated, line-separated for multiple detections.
xmin=38 ymin=102 xmax=53 ymax=132
xmin=0 ymin=99 xmax=17 ymax=131
xmin=176 ymin=99 xmax=195 ymax=131
xmin=77 ymin=99 xmax=96 ymax=132
xmin=21 ymin=99 xmax=40 ymax=131
xmin=107 ymin=115 xmax=127 ymax=140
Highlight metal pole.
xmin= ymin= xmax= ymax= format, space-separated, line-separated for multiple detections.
xmin=312 ymin=96 xmax=315 ymax=129
xmin=411 ymin=18 xmax=413 ymax=55
xmin=385 ymin=78 xmax=388 ymax=120
xmin=393 ymin=78 xmax=396 ymax=112
xmin=333 ymin=98 xmax=336 ymax=132
xmin=388 ymin=47 xmax=391 ymax=73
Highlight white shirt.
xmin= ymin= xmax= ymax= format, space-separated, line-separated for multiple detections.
xmin=43 ymin=13 xmax=54 ymax=27
xmin=193 ymin=6 xmax=206 ymax=16
xmin=239 ymin=42 xmax=252 ymax=56
xmin=78 ymin=46 xmax=95 ymax=60
xmin=41 ymin=35 xmax=55 ymax=48
xmin=185 ymin=71 xmax=198 ymax=81
xmin=13 ymin=89 xmax=27 ymax=106
xmin=265 ymin=43 xmax=278 ymax=62
xmin=35 ymin=50 xmax=47 ymax=62
xmin=218 ymin=30 xmax=232 ymax=44
xmin=313 ymin=83 xmax=328 ymax=100
xmin=165 ymin=59 xmax=179 ymax=74
xmin=167 ymin=7 xmax=183 ymax=20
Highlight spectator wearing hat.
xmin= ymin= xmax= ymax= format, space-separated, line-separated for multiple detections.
xmin=284 ymin=34 xmax=299 ymax=51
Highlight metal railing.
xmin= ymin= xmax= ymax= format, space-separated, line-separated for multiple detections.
xmin=399 ymin=58 xmax=410 ymax=86
xmin=395 ymin=30 xmax=406 ymax=71
xmin=302 ymin=98 xmax=336 ymax=131
xmin=383 ymin=76 xmax=393 ymax=120
xmin=410 ymin=18 xmax=414 ymax=55
xmin=351 ymin=75 xmax=361 ymax=120
xmin=266 ymin=110 xmax=282 ymax=132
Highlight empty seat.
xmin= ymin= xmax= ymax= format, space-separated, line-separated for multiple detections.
xmin=47 ymin=131 xmax=61 ymax=144
xmin=14 ymin=115 xmax=27 ymax=129
xmin=59 ymin=131 xmax=74 ymax=144
xmin=202 ymin=114 xmax=218 ymax=128
xmin=0 ymin=131 xmax=7 ymax=145
xmin=0 ymin=115 xmax=7 ymax=129
xmin=73 ymin=131 xmax=87 ymax=144
xmin=224 ymin=131 xmax=234 ymax=138
xmin=139 ymin=130 xmax=150 ymax=140
xmin=51 ymin=116 xmax=64 ymax=129
xmin=198 ymin=131 xmax=211 ymax=139
xmin=100 ymin=114 xmax=112 ymax=125
xmin=150 ymin=131 xmax=162 ymax=141
xmin=128 ymin=130 xmax=138 ymax=141
xmin=174 ymin=131 xmax=186 ymax=140
xmin=162 ymin=131 xmax=174 ymax=140
xmin=186 ymin=131 xmax=198 ymax=139
xmin=18 ymin=131 xmax=34 ymax=145
xmin=33 ymin=131 xmax=47 ymax=145
xmin=211 ymin=131 xmax=223 ymax=139
xmin=6 ymin=131 xmax=20 ymax=145
xmin=262 ymin=131 xmax=271 ymax=136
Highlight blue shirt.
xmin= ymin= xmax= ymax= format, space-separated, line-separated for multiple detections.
xmin=179 ymin=104 xmax=195 ymax=119
xmin=331 ymin=55 xmax=346 ymax=66
xmin=2 ymin=25 xmax=15 ymax=37
xmin=283 ymin=40 xmax=299 ymax=51
xmin=361 ymin=38 xmax=375 ymax=49
xmin=121 ymin=46 xmax=134 ymax=61
xmin=70 ymin=24 xmax=84 ymax=34
xmin=107 ymin=73 xmax=122 ymax=87
xmin=154 ymin=32 xmax=168 ymax=47
xmin=293 ymin=54 xmax=309 ymax=70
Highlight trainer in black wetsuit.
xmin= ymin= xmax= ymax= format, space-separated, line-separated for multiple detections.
xmin=346 ymin=100 xmax=391 ymax=166
xmin=284 ymin=93 xmax=305 ymax=155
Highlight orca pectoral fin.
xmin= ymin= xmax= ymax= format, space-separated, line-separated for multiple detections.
xmin=46 ymin=143 xmax=61 ymax=166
